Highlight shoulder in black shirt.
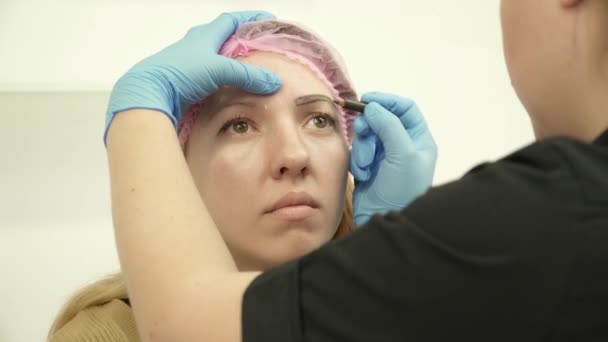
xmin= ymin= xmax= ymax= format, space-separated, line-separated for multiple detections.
xmin=243 ymin=130 xmax=608 ymax=342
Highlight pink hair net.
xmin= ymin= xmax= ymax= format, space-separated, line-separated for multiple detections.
xmin=177 ymin=20 xmax=358 ymax=146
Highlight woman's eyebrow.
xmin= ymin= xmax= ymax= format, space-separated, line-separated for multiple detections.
xmin=204 ymin=98 xmax=257 ymax=122
xmin=217 ymin=99 xmax=257 ymax=109
xmin=206 ymin=94 xmax=336 ymax=121
xmin=295 ymin=94 xmax=335 ymax=106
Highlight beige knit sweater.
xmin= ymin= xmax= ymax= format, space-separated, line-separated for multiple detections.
xmin=49 ymin=299 xmax=139 ymax=342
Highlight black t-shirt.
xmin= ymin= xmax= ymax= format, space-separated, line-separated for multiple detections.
xmin=242 ymin=129 xmax=608 ymax=342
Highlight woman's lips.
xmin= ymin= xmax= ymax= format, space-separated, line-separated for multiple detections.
xmin=267 ymin=205 xmax=317 ymax=221
xmin=265 ymin=191 xmax=320 ymax=221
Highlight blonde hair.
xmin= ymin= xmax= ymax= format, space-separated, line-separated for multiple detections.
xmin=47 ymin=179 xmax=354 ymax=339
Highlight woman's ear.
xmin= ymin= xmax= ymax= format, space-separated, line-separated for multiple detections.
xmin=560 ymin=0 xmax=583 ymax=8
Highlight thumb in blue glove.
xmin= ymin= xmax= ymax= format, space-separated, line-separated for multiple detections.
xmin=105 ymin=11 xmax=283 ymax=143
xmin=350 ymin=92 xmax=437 ymax=227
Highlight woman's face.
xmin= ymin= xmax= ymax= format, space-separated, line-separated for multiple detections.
xmin=185 ymin=52 xmax=349 ymax=271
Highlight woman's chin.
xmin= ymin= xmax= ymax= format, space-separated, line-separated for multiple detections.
xmin=252 ymin=234 xmax=327 ymax=270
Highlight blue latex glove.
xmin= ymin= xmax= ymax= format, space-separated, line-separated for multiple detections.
xmin=104 ymin=11 xmax=282 ymax=142
xmin=350 ymin=92 xmax=437 ymax=227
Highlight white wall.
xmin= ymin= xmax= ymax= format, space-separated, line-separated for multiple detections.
xmin=0 ymin=1 xmax=534 ymax=341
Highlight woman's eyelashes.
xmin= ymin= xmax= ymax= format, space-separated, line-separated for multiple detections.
xmin=218 ymin=112 xmax=339 ymax=135
xmin=305 ymin=112 xmax=338 ymax=130
xmin=219 ymin=115 xmax=256 ymax=135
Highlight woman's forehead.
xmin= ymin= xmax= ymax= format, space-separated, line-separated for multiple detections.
xmin=238 ymin=52 xmax=331 ymax=88
xmin=207 ymin=86 xmax=334 ymax=109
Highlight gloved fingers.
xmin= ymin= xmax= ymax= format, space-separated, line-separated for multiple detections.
xmin=216 ymin=58 xmax=283 ymax=95
xmin=358 ymin=134 xmax=378 ymax=168
xmin=349 ymin=146 xmax=372 ymax=182
xmin=354 ymin=215 xmax=370 ymax=228
xmin=361 ymin=92 xmax=411 ymax=117
xmin=362 ymin=102 xmax=415 ymax=157
xmin=186 ymin=11 xmax=276 ymax=49
xmin=361 ymin=92 xmax=427 ymax=131
xmin=362 ymin=91 xmax=436 ymax=150
xmin=350 ymin=160 xmax=371 ymax=182
xmin=353 ymin=115 xmax=371 ymax=137
xmin=349 ymin=134 xmax=377 ymax=181
xmin=395 ymin=103 xmax=437 ymax=153
xmin=374 ymin=142 xmax=385 ymax=164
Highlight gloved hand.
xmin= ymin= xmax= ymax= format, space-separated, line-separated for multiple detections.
xmin=104 ymin=11 xmax=282 ymax=142
xmin=350 ymin=92 xmax=437 ymax=227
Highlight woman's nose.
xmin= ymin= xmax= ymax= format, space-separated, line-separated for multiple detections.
xmin=269 ymin=128 xmax=310 ymax=180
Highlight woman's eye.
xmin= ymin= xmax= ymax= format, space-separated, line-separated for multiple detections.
xmin=306 ymin=113 xmax=336 ymax=129
xmin=312 ymin=116 xmax=328 ymax=128
xmin=220 ymin=116 xmax=253 ymax=135
xmin=231 ymin=120 xmax=249 ymax=133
